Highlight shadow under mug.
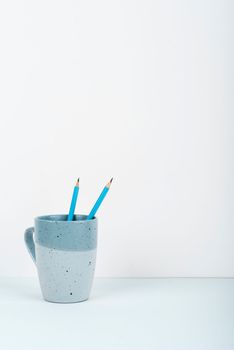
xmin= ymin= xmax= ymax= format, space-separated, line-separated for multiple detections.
xmin=24 ymin=214 xmax=97 ymax=303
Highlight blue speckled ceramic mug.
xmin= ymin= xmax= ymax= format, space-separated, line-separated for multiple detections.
xmin=24 ymin=214 xmax=97 ymax=303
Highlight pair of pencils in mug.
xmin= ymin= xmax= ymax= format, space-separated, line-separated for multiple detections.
xmin=67 ymin=178 xmax=113 ymax=221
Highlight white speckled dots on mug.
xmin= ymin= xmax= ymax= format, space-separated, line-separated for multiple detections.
xmin=24 ymin=214 xmax=98 ymax=303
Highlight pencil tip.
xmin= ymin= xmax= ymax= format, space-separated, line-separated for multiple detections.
xmin=76 ymin=178 xmax=80 ymax=186
xmin=110 ymin=177 xmax=113 ymax=183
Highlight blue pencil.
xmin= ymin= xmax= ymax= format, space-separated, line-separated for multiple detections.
xmin=87 ymin=178 xmax=113 ymax=220
xmin=67 ymin=178 xmax=80 ymax=221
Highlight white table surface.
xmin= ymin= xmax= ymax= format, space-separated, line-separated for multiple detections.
xmin=0 ymin=277 xmax=233 ymax=350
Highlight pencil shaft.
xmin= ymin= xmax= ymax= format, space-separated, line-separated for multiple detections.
xmin=68 ymin=186 xmax=79 ymax=221
xmin=87 ymin=186 xmax=109 ymax=220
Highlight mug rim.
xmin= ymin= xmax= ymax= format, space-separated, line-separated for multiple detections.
xmin=35 ymin=214 xmax=97 ymax=223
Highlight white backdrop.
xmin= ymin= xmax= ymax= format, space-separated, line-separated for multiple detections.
xmin=0 ymin=0 xmax=233 ymax=277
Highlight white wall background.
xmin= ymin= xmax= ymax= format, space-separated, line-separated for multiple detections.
xmin=0 ymin=0 xmax=233 ymax=277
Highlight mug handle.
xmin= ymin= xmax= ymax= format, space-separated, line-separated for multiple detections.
xmin=24 ymin=227 xmax=36 ymax=265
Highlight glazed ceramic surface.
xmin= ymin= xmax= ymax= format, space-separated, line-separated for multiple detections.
xmin=24 ymin=215 xmax=97 ymax=303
